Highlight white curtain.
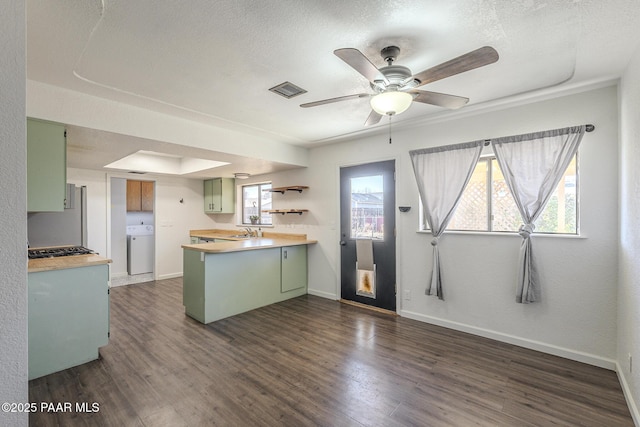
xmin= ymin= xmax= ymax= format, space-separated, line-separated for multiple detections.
xmin=491 ymin=125 xmax=585 ymax=303
xmin=410 ymin=140 xmax=484 ymax=299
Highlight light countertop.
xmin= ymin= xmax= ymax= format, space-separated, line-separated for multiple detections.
xmin=28 ymin=254 xmax=112 ymax=273
xmin=184 ymin=229 xmax=316 ymax=253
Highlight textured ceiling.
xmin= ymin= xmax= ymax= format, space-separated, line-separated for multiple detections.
xmin=26 ymin=0 xmax=640 ymax=175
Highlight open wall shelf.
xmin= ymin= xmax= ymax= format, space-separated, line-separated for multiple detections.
xmin=264 ymin=186 xmax=309 ymax=194
xmin=262 ymin=209 xmax=309 ymax=216
xmin=263 ymin=185 xmax=309 ymax=216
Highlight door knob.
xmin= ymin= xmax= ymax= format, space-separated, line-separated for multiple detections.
xmin=339 ymin=240 xmax=347 ymax=246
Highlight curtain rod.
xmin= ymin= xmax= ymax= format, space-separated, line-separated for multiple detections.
xmin=483 ymin=124 xmax=595 ymax=146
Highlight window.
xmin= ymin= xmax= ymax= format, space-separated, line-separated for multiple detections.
xmin=350 ymin=175 xmax=385 ymax=239
xmin=242 ymin=183 xmax=272 ymax=225
xmin=421 ymin=154 xmax=578 ymax=234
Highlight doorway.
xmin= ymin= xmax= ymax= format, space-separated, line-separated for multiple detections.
xmin=109 ymin=177 xmax=155 ymax=286
xmin=340 ymin=160 xmax=396 ymax=311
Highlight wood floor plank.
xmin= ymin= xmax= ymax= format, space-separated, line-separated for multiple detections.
xmin=29 ymin=278 xmax=633 ymax=426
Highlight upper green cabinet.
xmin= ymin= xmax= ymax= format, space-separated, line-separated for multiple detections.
xmin=27 ymin=118 xmax=67 ymax=212
xmin=204 ymin=178 xmax=235 ymax=214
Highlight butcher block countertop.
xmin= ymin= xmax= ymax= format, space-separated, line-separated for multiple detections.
xmin=185 ymin=229 xmax=316 ymax=253
xmin=28 ymin=254 xmax=112 ymax=273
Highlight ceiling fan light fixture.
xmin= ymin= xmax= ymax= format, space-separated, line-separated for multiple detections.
xmin=370 ymin=91 xmax=413 ymax=116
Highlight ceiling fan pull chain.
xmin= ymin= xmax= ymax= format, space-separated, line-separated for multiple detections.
xmin=389 ymin=115 xmax=393 ymax=144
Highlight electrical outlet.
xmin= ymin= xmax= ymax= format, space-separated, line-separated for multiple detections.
xmin=404 ymin=290 xmax=411 ymax=300
xmin=629 ymin=353 xmax=633 ymax=373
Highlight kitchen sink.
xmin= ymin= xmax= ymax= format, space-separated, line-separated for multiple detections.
xmin=228 ymin=234 xmax=252 ymax=239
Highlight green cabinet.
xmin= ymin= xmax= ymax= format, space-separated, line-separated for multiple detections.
xmin=27 ymin=118 xmax=67 ymax=212
xmin=183 ymin=245 xmax=309 ymax=324
xmin=28 ymin=264 xmax=110 ymax=379
xmin=281 ymin=245 xmax=307 ymax=292
xmin=204 ymin=177 xmax=235 ymax=213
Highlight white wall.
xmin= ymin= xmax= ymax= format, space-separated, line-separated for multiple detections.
xmin=27 ymin=80 xmax=309 ymax=168
xmin=397 ymin=87 xmax=619 ymax=368
xmin=67 ymin=168 xmax=219 ymax=280
xmin=244 ymin=85 xmax=620 ymax=369
xmin=126 ymin=211 xmax=154 ymax=226
xmin=0 ymin=0 xmax=28 ymax=425
xmin=110 ymin=178 xmax=127 ymax=276
xmin=618 ymin=45 xmax=640 ymax=423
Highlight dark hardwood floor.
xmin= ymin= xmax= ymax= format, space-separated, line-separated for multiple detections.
xmin=29 ymin=278 xmax=633 ymax=426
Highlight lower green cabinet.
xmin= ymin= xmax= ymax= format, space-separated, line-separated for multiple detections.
xmin=28 ymin=264 xmax=110 ymax=379
xmin=281 ymin=245 xmax=307 ymax=292
xmin=183 ymin=245 xmax=308 ymax=324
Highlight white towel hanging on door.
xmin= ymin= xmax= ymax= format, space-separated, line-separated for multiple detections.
xmin=356 ymin=239 xmax=374 ymax=271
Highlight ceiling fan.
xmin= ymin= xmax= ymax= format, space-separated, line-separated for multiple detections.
xmin=300 ymin=45 xmax=499 ymax=126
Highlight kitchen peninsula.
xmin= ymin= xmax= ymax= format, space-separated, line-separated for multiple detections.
xmin=182 ymin=230 xmax=316 ymax=324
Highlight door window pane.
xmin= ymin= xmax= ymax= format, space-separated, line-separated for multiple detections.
xmin=350 ymin=175 xmax=384 ymax=239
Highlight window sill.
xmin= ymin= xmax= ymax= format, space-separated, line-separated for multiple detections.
xmin=416 ymin=230 xmax=586 ymax=239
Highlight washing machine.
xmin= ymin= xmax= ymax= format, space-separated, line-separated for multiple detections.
xmin=126 ymin=225 xmax=154 ymax=275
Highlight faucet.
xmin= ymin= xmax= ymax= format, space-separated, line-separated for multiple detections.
xmin=244 ymin=227 xmax=254 ymax=237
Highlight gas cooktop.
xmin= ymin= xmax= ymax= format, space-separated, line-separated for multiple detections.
xmin=28 ymin=246 xmax=95 ymax=259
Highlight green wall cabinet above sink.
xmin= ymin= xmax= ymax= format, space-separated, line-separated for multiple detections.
xmin=204 ymin=177 xmax=235 ymax=214
xmin=27 ymin=118 xmax=67 ymax=212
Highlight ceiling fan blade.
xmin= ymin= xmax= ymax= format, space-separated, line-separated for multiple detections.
xmin=300 ymin=93 xmax=371 ymax=108
xmin=334 ymin=48 xmax=389 ymax=85
xmin=412 ymin=46 xmax=499 ymax=87
xmin=364 ymin=110 xmax=383 ymax=126
xmin=409 ymin=90 xmax=469 ymax=109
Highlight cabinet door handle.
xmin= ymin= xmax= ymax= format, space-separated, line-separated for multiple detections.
xmin=283 ymin=250 xmax=288 ymax=259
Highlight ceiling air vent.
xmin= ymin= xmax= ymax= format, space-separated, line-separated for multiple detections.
xmin=269 ymin=81 xmax=307 ymax=99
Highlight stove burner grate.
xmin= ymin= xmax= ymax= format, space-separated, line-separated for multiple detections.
xmin=28 ymin=246 xmax=95 ymax=259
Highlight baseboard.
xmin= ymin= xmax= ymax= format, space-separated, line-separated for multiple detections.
xmin=616 ymin=362 xmax=640 ymax=426
xmin=111 ymin=271 xmax=128 ymax=279
xmin=307 ymin=288 xmax=337 ymax=300
xmin=109 ymin=281 xmax=128 ymax=288
xmin=400 ymin=309 xmax=617 ymax=370
xmin=340 ymin=299 xmax=398 ymax=316
xmin=157 ymin=272 xmax=183 ymax=280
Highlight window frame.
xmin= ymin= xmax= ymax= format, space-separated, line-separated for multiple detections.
xmin=419 ymin=153 xmax=580 ymax=235
xmin=241 ymin=182 xmax=273 ymax=226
